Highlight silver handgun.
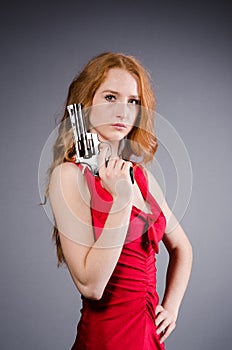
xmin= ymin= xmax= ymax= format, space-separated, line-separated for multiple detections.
xmin=67 ymin=103 xmax=102 ymax=175
xmin=67 ymin=103 xmax=134 ymax=183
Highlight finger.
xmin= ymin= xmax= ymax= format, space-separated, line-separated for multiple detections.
xmin=121 ymin=160 xmax=132 ymax=171
xmin=155 ymin=310 xmax=168 ymax=327
xmin=121 ymin=161 xmax=133 ymax=178
xmin=114 ymin=158 xmax=126 ymax=172
xmin=159 ymin=322 xmax=176 ymax=344
xmin=155 ymin=305 xmax=164 ymax=315
xmin=106 ymin=157 xmax=118 ymax=170
xmin=123 ymin=162 xmax=134 ymax=184
xmin=156 ymin=319 xmax=170 ymax=334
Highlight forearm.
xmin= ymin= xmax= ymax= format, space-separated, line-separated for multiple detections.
xmin=79 ymin=200 xmax=133 ymax=298
xmin=161 ymin=243 xmax=193 ymax=317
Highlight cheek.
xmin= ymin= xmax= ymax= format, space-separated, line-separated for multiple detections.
xmin=89 ymin=105 xmax=112 ymax=128
xmin=129 ymin=108 xmax=140 ymax=127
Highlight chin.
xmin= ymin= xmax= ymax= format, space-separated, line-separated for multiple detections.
xmin=108 ymin=133 xmax=127 ymax=142
xmin=98 ymin=130 xmax=126 ymax=142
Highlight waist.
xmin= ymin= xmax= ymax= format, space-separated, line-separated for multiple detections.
xmin=81 ymin=242 xmax=158 ymax=308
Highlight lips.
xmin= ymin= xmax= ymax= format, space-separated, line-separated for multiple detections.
xmin=112 ymin=123 xmax=127 ymax=128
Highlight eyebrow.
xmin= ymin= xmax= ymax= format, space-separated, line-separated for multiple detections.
xmin=101 ymin=89 xmax=140 ymax=99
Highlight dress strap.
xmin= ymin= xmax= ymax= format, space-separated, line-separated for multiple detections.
xmin=133 ymin=165 xmax=149 ymax=201
xmin=72 ymin=162 xmax=96 ymax=197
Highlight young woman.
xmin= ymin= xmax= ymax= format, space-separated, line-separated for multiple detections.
xmin=47 ymin=52 xmax=193 ymax=349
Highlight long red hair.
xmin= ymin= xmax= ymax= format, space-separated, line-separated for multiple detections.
xmin=44 ymin=52 xmax=158 ymax=267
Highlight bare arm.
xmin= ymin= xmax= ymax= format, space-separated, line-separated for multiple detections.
xmin=146 ymin=169 xmax=193 ymax=343
xmin=49 ymin=158 xmax=134 ymax=300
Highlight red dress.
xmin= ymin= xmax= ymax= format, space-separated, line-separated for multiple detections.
xmin=71 ymin=163 xmax=166 ymax=350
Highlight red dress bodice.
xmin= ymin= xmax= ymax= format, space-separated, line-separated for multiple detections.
xmin=71 ymin=163 xmax=166 ymax=350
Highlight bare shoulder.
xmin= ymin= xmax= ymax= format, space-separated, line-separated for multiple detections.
xmin=50 ymin=162 xmax=83 ymax=186
xmin=48 ymin=162 xmax=94 ymax=249
xmin=49 ymin=162 xmax=90 ymax=203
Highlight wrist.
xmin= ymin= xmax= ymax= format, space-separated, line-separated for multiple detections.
xmin=111 ymin=194 xmax=133 ymax=213
xmin=161 ymin=302 xmax=179 ymax=320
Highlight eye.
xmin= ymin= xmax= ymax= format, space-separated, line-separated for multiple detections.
xmin=128 ymin=98 xmax=140 ymax=105
xmin=105 ymin=94 xmax=116 ymax=102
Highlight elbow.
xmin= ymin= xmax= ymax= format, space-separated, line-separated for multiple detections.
xmin=185 ymin=239 xmax=193 ymax=261
xmin=77 ymin=282 xmax=105 ymax=300
xmin=84 ymin=288 xmax=104 ymax=301
xmin=169 ymin=240 xmax=193 ymax=261
xmin=71 ymin=271 xmax=106 ymax=300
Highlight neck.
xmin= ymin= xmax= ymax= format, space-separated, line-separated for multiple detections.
xmin=106 ymin=140 xmax=120 ymax=159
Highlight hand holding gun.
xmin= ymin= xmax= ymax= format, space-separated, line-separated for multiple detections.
xmin=67 ymin=103 xmax=134 ymax=183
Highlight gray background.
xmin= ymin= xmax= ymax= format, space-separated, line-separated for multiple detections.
xmin=1 ymin=1 xmax=231 ymax=349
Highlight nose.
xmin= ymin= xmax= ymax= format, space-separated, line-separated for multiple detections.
xmin=115 ymin=102 xmax=128 ymax=120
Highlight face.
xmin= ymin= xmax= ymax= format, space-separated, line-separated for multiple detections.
xmin=89 ymin=68 xmax=140 ymax=143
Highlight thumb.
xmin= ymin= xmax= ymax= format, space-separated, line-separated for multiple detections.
xmin=98 ymin=142 xmax=111 ymax=170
